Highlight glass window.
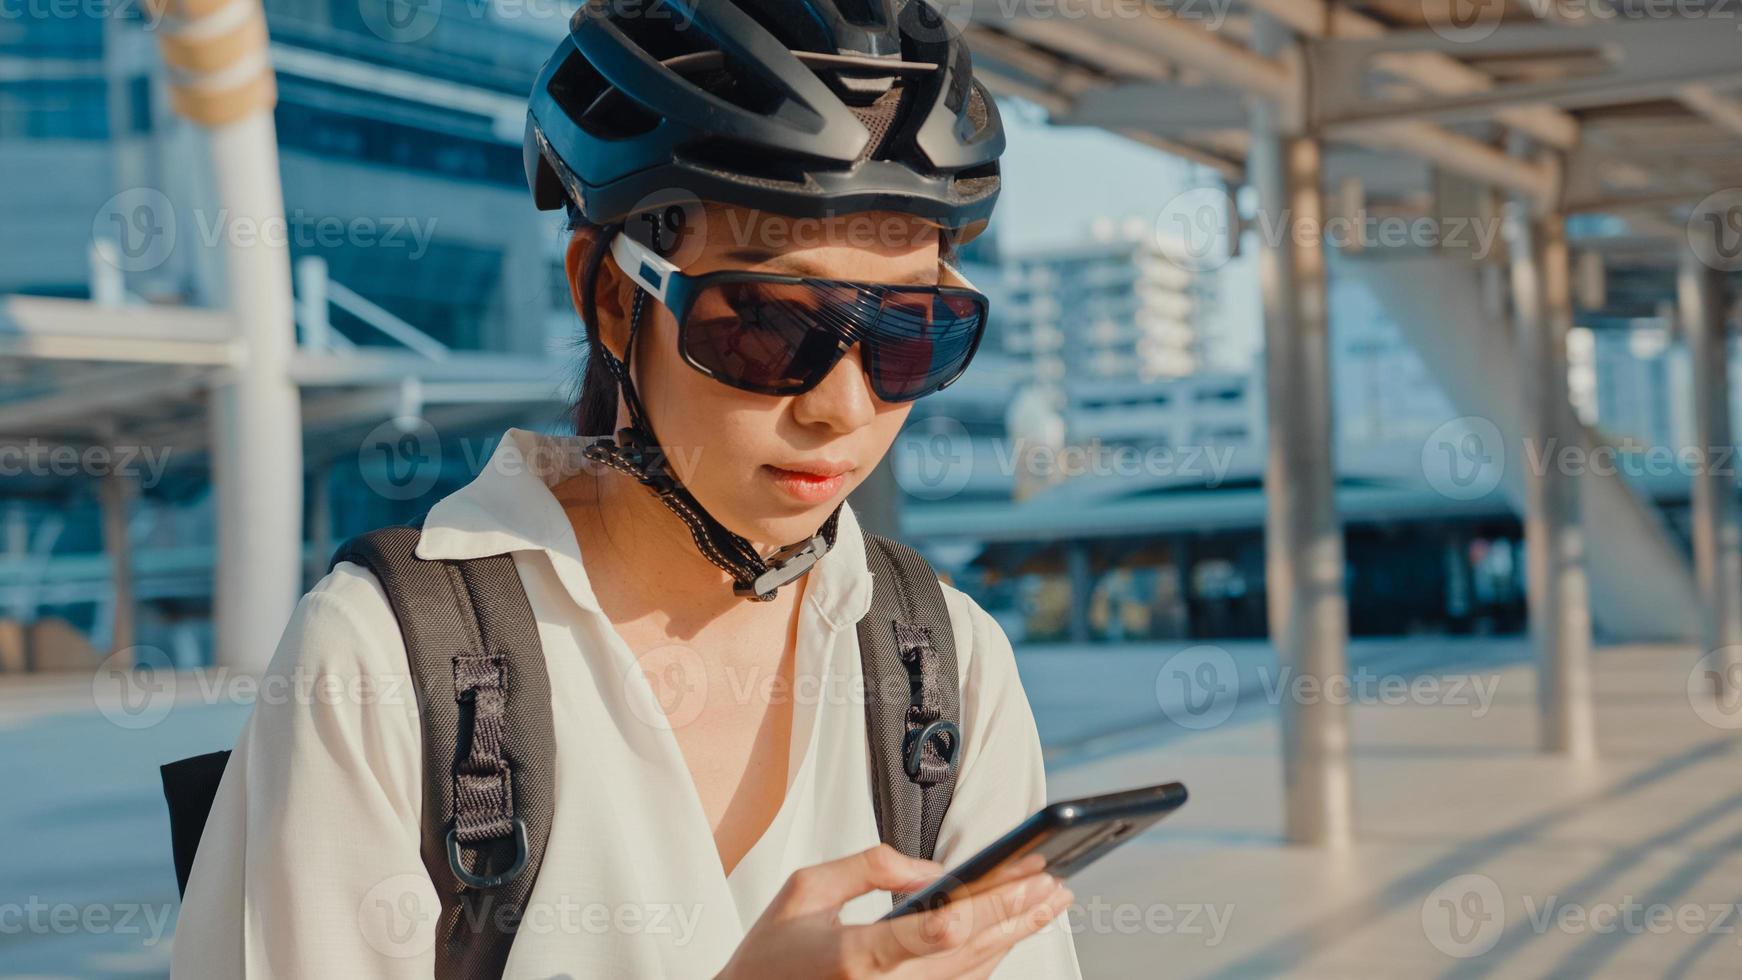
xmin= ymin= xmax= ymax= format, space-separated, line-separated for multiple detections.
xmin=0 ymin=79 xmax=107 ymax=140
xmin=273 ymin=100 xmax=523 ymax=187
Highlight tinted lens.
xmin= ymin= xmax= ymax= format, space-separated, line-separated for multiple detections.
xmin=682 ymin=280 xmax=872 ymax=393
xmin=680 ymin=278 xmax=985 ymax=401
xmin=864 ymin=290 xmax=985 ymax=401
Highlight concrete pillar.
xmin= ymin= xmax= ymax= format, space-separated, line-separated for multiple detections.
xmin=1065 ymin=541 xmax=1093 ymax=645
xmin=1445 ymin=532 xmax=1471 ymax=625
xmin=98 ymin=470 xmax=136 ymax=654
xmin=1249 ymin=15 xmax=1354 ymax=847
xmin=296 ymin=254 xmax=330 ymax=351
xmin=89 ymin=240 xmax=126 ymax=307
xmin=500 ymin=220 xmax=555 ymax=356
xmin=2 ymin=504 xmax=26 ymax=624
xmin=1173 ymin=535 xmax=1193 ymax=639
xmin=1679 ymin=235 xmax=1742 ymax=699
xmin=153 ymin=0 xmax=304 ymax=671
xmin=1506 ymin=154 xmax=1597 ymax=759
xmin=309 ymin=462 xmax=334 ymax=584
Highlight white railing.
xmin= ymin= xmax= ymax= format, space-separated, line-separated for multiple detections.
xmin=293 ymin=255 xmax=448 ymax=360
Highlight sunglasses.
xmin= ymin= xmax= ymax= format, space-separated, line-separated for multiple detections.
xmin=608 ymin=231 xmax=989 ymax=403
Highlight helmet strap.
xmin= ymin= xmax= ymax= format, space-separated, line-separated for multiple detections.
xmin=580 ymin=224 xmax=841 ymax=601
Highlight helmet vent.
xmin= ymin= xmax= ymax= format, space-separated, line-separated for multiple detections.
xmin=832 ymin=0 xmax=887 ymax=29
xmin=849 ymin=85 xmax=906 ymax=162
xmin=678 ymin=137 xmax=814 ymax=187
xmin=551 ymin=50 xmax=659 ymax=140
xmin=965 ymin=82 xmax=989 ymax=133
xmin=657 ymin=48 xmax=785 ymax=116
xmin=952 ymin=161 xmax=997 ymax=194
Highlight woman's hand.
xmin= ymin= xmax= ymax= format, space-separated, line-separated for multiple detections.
xmin=715 ymin=843 xmax=1072 ymax=980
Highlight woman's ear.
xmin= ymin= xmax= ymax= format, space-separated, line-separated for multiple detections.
xmin=564 ymin=229 xmax=636 ymax=361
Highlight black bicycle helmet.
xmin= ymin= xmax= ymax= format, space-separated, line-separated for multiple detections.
xmin=524 ymin=0 xmax=1006 ymax=602
xmin=523 ymin=0 xmax=1004 ymax=242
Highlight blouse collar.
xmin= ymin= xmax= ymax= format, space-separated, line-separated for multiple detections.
xmin=416 ymin=427 xmax=874 ymax=630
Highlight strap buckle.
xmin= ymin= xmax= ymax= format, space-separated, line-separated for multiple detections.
xmin=445 ymin=817 xmax=530 ymax=890
xmin=733 ymin=534 xmax=830 ymax=600
xmin=903 ymin=719 xmax=961 ymax=782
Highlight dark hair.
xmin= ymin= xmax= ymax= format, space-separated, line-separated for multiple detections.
xmin=567 ymin=203 xmax=623 ymax=438
xmin=563 ymin=201 xmax=965 ymax=438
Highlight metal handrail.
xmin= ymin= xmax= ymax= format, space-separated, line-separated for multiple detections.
xmin=293 ymin=255 xmax=449 ymax=360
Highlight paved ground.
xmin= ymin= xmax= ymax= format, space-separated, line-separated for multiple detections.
xmin=2 ymin=637 xmax=1738 ymax=978
xmin=1025 ymin=640 xmax=1742 ymax=979
xmin=0 ymin=673 xmax=249 ymax=978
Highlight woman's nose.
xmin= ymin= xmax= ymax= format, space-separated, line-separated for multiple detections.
xmin=791 ymin=344 xmax=878 ymax=434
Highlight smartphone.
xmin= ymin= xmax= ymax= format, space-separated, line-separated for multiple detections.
xmin=882 ymin=781 xmax=1189 ymax=919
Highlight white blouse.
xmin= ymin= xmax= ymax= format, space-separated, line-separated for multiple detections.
xmin=171 ymin=428 xmax=1081 ymax=979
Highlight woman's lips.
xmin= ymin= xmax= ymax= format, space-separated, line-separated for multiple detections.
xmin=761 ymin=464 xmax=849 ymax=504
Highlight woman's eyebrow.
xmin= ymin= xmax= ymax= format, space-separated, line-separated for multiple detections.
xmin=720 ymin=248 xmax=938 ymax=285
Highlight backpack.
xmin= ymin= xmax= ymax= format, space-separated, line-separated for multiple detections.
xmin=161 ymin=523 xmax=963 ymax=979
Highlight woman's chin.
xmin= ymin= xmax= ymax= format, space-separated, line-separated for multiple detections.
xmin=707 ymin=505 xmax=837 ymax=553
xmin=757 ymin=513 xmax=835 ymax=549
xmin=697 ymin=479 xmax=847 ymax=548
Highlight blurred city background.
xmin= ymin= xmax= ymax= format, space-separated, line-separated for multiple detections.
xmin=4 ymin=0 xmax=1742 ymax=976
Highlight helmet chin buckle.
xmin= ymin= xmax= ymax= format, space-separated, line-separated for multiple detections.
xmin=735 ymin=533 xmax=831 ymax=601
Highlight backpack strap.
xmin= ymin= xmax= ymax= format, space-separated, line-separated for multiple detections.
xmin=856 ymin=532 xmax=963 ymax=879
xmin=330 ymin=525 xmax=554 ymax=980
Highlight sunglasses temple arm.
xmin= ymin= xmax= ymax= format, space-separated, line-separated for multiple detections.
xmin=609 ymin=230 xmax=681 ymax=308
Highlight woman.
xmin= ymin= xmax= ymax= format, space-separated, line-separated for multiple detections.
xmin=172 ymin=0 xmax=1081 ymax=976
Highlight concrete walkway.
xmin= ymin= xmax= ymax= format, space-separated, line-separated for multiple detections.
xmin=0 ymin=672 xmax=250 ymax=978
xmin=3 ymin=639 xmax=1739 ymax=977
xmin=1026 ymin=641 xmax=1742 ymax=979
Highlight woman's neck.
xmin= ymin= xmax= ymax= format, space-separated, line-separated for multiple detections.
xmin=553 ymin=464 xmax=807 ymax=643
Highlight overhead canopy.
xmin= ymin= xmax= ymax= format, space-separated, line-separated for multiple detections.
xmin=959 ymin=0 xmax=1742 ymax=315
